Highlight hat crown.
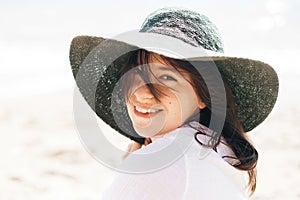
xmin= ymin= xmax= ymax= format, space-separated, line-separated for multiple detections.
xmin=140 ymin=7 xmax=224 ymax=53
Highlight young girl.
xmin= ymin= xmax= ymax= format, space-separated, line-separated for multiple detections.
xmin=70 ymin=7 xmax=279 ymax=199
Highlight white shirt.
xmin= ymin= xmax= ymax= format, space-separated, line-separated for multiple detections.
xmin=101 ymin=123 xmax=248 ymax=200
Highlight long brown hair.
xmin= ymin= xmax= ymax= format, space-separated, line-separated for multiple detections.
xmin=119 ymin=49 xmax=258 ymax=195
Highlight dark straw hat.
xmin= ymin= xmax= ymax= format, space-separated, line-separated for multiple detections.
xmin=70 ymin=8 xmax=279 ymax=144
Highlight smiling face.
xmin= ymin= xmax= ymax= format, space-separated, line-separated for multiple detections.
xmin=123 ymin=52 xmax=206 ymax=140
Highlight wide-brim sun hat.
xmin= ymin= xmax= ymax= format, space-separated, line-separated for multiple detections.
xmin=69 ymin=7 xmax=279 ymax=144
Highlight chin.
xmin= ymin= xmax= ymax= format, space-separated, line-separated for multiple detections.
xmin=134 ymin=126 xmax=160 ymax=138
xmin=133 ymin=125 xmax=164 ymax=138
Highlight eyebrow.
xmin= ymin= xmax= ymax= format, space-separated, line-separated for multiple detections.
xmin=157 ymin=66 xmax=178 ymax=73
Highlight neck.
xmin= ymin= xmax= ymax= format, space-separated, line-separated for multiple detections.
xmin=150 ymin=133 xmax=166 ymax=142
xmin=149 ymin=126 xmax=182 ymax=142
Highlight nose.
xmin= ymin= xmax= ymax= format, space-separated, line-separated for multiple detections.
xmin=132 ymin=84 xmax=154 ymax=103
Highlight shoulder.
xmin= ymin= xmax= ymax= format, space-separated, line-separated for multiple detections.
xmin=183 ymin=140 xmax=248 ymax=199
xmin=102 ymin=136 xmax=188 ymax=200
xmin=102 ymin=151 xmax=187 ymax=200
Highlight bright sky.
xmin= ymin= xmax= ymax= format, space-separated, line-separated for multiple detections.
xmin=0 ymin=0 xmax=299 ymax=96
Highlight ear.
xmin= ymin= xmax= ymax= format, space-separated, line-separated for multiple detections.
xmin=198 ymin=99 xmax=206 ymax=109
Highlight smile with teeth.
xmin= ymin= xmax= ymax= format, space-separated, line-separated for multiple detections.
xmin=135 ymin=106 xmax=161 ymax=114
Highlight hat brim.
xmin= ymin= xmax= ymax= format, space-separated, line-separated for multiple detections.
xmin=69 ymin=35 xmax=279 ymax=144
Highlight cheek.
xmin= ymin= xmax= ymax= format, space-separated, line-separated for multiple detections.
xmin=165 ymin=97 xmax=183 ymax=120
xmin=164 ymin=88 xmax=197 ymax=118
xmin=125 ymin=103 xmax=133 ymax=118
xmin=176 ymin=90 xmax=199 ymax=118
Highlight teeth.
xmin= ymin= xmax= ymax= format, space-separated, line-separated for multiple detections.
xmin=135 ymin=106 xmax=160 ymax=113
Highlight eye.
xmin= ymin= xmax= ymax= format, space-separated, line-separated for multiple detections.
xmin=160 ymin=75 xmax=177 ymax=81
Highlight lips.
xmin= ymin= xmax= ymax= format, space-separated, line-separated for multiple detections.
xmin=133 ymin=105 xmax=162 ymax=118
xmin=135 ymin=106 xmax=161 ymax=113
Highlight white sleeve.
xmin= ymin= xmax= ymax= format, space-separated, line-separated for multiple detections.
xmin=101 ymin=156 xmax=186 ymax=200
xmin=183 ymin=151 xmax=248 ymax=200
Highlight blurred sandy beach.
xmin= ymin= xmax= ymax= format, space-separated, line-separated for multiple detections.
xmin=0 ymin=71 xmax=299 ymax=200
xmin=0 ymin=91 xmax=114 ymax=200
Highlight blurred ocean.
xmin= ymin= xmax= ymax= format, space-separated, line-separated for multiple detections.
xmin=0 ymin=44 xmax=299 ymax=97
